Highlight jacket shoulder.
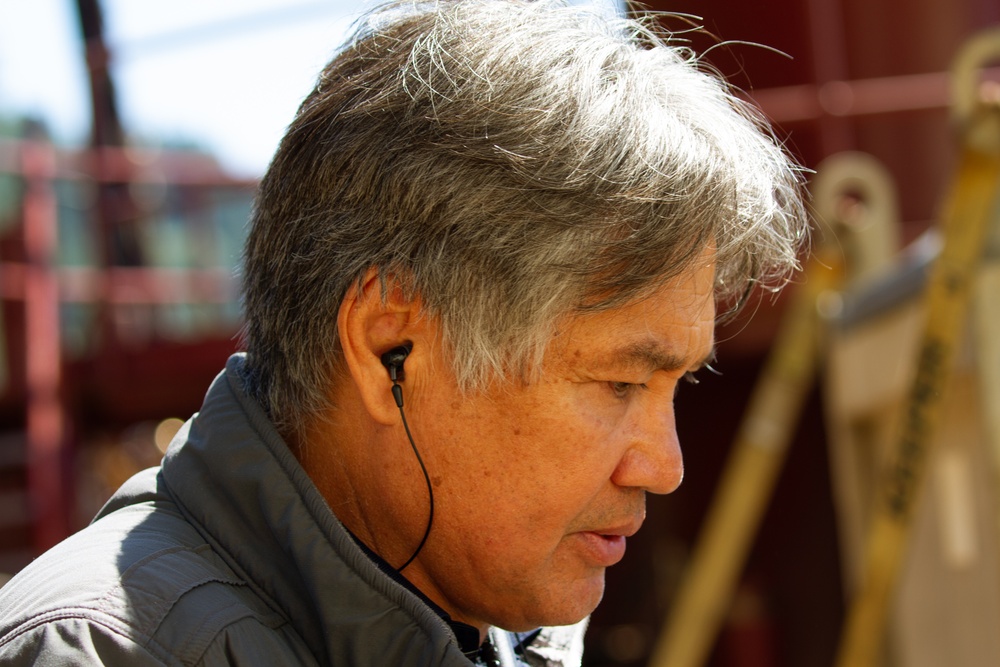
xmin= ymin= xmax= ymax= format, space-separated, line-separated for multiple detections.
xmin=0 ymin=490 xmax=311 ymax=666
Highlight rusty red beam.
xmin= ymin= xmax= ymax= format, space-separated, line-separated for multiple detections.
xmin=0 ymin=264 xmax=237 ymax=304
xmin=0 ymin=138 xmax=257 ymax=187
xmin=747 ymin=66 xmax=1000 ymax=124
xmin=21 ymin=140 xmax=69 ymax=552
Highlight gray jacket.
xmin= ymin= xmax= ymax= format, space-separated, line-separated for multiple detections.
xmin=0 ymin=355 xmax=585 ymax=666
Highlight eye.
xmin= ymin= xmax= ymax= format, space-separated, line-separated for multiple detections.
xmin=609 ymin=381 xmax=647 ymax=400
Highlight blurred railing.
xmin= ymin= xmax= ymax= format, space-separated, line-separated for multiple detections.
xmin=0 ymin=136 xmax=255 ymax=569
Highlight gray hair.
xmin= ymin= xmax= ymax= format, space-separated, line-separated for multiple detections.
xmin=241 ymin=0 xmax=808 ymax=438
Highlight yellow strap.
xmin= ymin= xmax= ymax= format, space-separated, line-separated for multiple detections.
xmin=833 ymin=145 xmax=1000 ymax=667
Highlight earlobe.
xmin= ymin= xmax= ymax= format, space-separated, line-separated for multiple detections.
xmin=338 ymin=271 xmax=423 ymax=425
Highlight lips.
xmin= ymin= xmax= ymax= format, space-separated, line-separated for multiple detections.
xmin=576 ymin=531 xmax=628 ymax=566
xmin=592 ymin=520 xmax=642 ymax=539
xmin=573 ymin=518 xmax=644 ymax=567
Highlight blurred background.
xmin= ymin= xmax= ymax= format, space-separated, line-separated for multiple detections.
xmin=1 ymin=1 xmax=999 ymax=666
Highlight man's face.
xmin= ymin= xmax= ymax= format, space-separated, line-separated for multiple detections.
xmin=402 ymin=255 xmax=716 ymax=632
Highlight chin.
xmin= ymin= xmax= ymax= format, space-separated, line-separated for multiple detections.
xmin=496 ymin=573 xmax=606 ymax=631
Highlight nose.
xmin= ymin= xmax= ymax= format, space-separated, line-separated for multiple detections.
xmin=609 ymin=401 xmax=684 ymax=494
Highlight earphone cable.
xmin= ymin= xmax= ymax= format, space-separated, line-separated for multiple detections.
xmin=395 ymin=397 xmax=434 ymax=572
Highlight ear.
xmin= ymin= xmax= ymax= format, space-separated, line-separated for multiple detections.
xmin=338 ymin=269 xmax=428 ymax=425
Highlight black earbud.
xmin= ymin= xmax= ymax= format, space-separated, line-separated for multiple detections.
xmin=378 ymin=342 xmax=432 ymax=572
xmin=380 ymin=344 xmax=411 ymax=383
xmin=380 ymin=344 xmax=411 ymax=408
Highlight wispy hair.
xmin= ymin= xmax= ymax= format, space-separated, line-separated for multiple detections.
xmin=241 ymin=0 xmax=808 ymax=438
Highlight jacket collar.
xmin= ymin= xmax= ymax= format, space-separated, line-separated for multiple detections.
xmin=160 ymin=354 xmax=471 ymax=666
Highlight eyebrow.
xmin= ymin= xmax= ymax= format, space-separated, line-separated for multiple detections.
xmin=611 ymin=339 xmax=717 ymax=374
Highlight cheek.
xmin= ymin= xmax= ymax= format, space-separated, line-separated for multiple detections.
xmin=422 ymin=380 xmax=629 ymax=517
xmin=503 ymin=393 xmax=627 ymax=502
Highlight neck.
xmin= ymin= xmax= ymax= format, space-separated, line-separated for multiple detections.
xmin=292 ymin=395 xmax=489 ymax=642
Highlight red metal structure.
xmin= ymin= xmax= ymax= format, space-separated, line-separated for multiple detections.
xmin=21 ymin=137 xmax=66 ymax=552
xmin=0 ymin=135 xmax=249 ymax=567
xmin=0 ymin=0 xmax=252 ymax=567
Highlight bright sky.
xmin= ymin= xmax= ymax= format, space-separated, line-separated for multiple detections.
xmin=0 ymin=0 xmax=620 ymax=178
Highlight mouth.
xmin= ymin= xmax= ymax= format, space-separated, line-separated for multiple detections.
xmin=594 ymin=521 xmax=642 ymax=539
xmin=574 ymin=519 xmax=643 ymax=567
xmin=577 ymin=531 xmax=628 ymax=566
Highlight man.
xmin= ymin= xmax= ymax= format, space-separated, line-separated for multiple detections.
xmin=0 ymin=0 xmax=807 ymax=664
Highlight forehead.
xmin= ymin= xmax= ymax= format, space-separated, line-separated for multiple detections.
xmin=551 ymin=257 xmax=717 ymax=370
